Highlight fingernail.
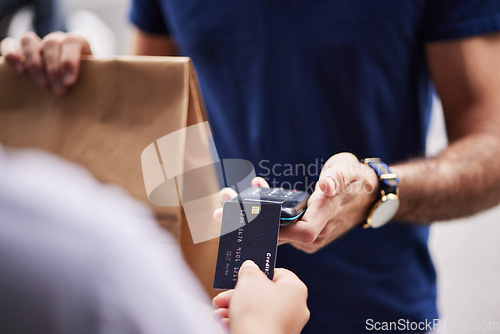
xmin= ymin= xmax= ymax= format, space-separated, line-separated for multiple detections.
xmin=328 ymin=178 xmax=337 ymax=195
xmin=240 ymin=260 xmax=258 ymax=269
xmin=36 ymin=73 xmax=47 ymax=86
xmin=319 ymin=181 xmax=328 ymax=194
xmin=53 ymin=82 xmax=66 ymax=95
xmin=212 ymin=296 xmax=219 ymax=308
xmin=320 ymin=178 xmax=336 ymax=196
xmin=15 ymin=62 xmax=23 ymax=73
xmin=63 ymin=70 xmax=75 ymax=85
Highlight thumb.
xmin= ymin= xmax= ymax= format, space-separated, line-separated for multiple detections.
xmin=317 ymin=153 xmax=361 ymax=197
xmin=251 ymin=177 xmax=270 ymax=188
xmin=317 ymin=170 xmax=345 ymax=197
xmin=237 ymin=260 xmax=264 ymax=281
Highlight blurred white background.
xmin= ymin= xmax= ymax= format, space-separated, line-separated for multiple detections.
xmin=5 ymin=0 xmax=500 ymax=332
xmin=427 ymin=99 xmax=500 ymax=332
xmin=7 ymin=0 xmax=132 ymax=55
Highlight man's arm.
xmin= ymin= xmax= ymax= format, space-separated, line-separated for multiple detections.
xmin=392 ymin=33 xmax=500 ymax=222
xmin=278 ymin=33 xmax=500 ymax=253
xmin=130 ymin=28 xmax=178 ymax=56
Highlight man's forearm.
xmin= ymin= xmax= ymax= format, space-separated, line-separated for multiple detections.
xmin=130 ymin=29 xmax=178 ymax=56
xmin=391 ymin=133 xmax=500 ymax=223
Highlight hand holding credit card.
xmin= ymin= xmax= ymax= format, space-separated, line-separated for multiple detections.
xmin=214 ymin=187 xmax=309 ymax=289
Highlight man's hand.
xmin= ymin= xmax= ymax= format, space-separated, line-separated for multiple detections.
xmin=0 ymin=32 xmax=91 ymax=95
xmin=213 ymin=260 xmax=309 ymax=334
xmin=212 ymin=177 xmax=269 ymax=221
xmin=213 ymin=153 xmax=378 ymax=254
xmin=279 ymin=152 xmax=378 ymax=253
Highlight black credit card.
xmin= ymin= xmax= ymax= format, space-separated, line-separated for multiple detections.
xmin=213 ymin=201 xmax=281 ymax=290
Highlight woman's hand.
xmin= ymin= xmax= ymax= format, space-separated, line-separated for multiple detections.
xmin=213 ymin=260 xmax=309 ymax=334
xmin=213 ymin=153 xmax=379 ymax=254
xmin=1 ymin=31 xmax=91 ymax=95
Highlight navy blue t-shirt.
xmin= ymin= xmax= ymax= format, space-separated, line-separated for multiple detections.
xmin=130 ymin=1 xmax=500 ymax=332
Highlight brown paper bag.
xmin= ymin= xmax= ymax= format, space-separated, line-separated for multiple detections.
xmin=0 ymin=56 xmax=220 ymax=297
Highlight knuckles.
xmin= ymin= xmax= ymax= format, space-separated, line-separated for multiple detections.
xmin=20 ymin=32 xmax=39 ymax=47
xmin=278 ymin=272 xmax=309 ymax=301
xmin=288 ymin=279 xmax=310 ymax=324
xmin=42 ymin=31 xmax=65 ymax=42
xmin=41 ymin=32 xmax=67 ymax=51
xmin=5 ymin=31 xmax=86 ymax=92
xmin=297 ymin=280 xmax=308 ymax=298
xmin=299 ymin=227 xmax=318 ymax=245
xmin=63 ymin=34 xmax=84 ymax=46
xmin=301 ymin=245 xmax=318 ymax=254
xmin=335 ymin=152 xmax=359 ymax=164
xmin=41 ymin=38 xmax=61 ymax=51
xmin=303 ymin=308 xmax=311 ymax=324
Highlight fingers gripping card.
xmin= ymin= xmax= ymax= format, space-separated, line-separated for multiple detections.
xmin=214 ymin=201 xmax=281 ymax=289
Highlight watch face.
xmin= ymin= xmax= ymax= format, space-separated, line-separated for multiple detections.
xmin=369 ymin=194 xmax=400 ymax=228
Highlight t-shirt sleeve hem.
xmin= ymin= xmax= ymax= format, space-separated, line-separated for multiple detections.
xmin=425 ymin=14 xmax=500 ymax=42
xmin=129 ymin=7 xmax=170 ymax=36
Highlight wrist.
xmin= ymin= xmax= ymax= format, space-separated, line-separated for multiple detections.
xmin=387 ymin=165 xmax=405 ymax=220
xmin=361 ymin=163 xmax=380 ymax=216
xmin=362 ymin=158 xmax=400 ymax=228
xmin=364 ymin=164 xmax=380 ymax=200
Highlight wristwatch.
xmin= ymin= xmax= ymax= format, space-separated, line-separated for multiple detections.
xmin=362 ymin=158 xmax=400 ymax=228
